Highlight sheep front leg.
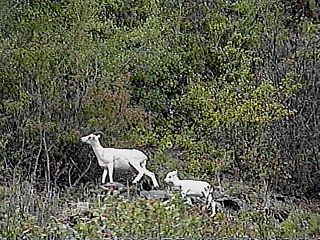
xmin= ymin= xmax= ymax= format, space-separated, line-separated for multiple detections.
xmin=181 ymin=191 xmax=193 ymax=205
xmin=186 ymin=197 xmax=193 ymax=205
xmin=206 ymin=191 xmax=217 ymax=216
xmin=107 ymin=163 xmax=114 ymax=183
xmin=102 ymin=169 xmax=108 ymax=184
xmin=209 ymin=200 xmax=217 ymax=216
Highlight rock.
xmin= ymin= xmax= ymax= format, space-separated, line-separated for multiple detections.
xmin=77 ymin=202 xmax=90 ymax=211
xmin=211 ymin=189 xmax=227 ymax=199
xmin=68 ymin=201 xmax=90 ymax=211
xmin=101 ymin=182 xmax=126 ymax=190
xmin=140 ymin=190 xmax=171 ymax=201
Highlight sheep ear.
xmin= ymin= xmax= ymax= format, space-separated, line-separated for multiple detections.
xmin=173 ymin=170 xmax=178 ymax=175
xmin=96 ymin=134 xmax=101 ymax=139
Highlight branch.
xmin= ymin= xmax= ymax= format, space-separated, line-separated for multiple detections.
xmin=69 ymin=156 xmax=93 ymax=187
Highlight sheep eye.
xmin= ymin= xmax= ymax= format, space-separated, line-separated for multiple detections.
xmin=169 ymin=176 xmax=172 ymax=178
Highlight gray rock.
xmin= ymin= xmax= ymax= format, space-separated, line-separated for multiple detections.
xmin=140 ymin=190 xmax=171 ymax=201
xmin=102 ymin=182 xmax=126 ymax=189
xmin=68 ymin=201 xmax=90 ymax=211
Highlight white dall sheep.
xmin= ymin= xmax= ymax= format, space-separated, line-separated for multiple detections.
xmin=164 ymin=170 xmax=217 ymax=215
xmin=81 ymin=133 xmax=159 ymax=188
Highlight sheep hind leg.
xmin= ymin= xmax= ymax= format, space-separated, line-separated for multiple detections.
xmin=130 ymin=161 xmax=159 ymax=188
xmin=132 ymin=171 xmax=144 ymax=185
xmin=140 ymin=160 xmax=159 ymax=188
xmin=130 ymin=161 xmax=145 ymax=184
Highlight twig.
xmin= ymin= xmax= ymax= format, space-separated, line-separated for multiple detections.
xmin=68 ymin=165 xmax=74 ymax=188
xmin=43 ymin=135 xmax=51 ymax=193
xmin=69 ymin=156 xmax=93 ymax=186
xmin=32 ymin=134 xmax=42 ymax=182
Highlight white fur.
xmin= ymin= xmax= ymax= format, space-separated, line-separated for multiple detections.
xmin=164 ymin=170 xmax=216 ymax=215
xmin=81 ymin=133 xmax=159 ymax=188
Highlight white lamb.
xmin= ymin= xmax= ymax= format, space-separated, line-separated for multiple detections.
xmin=164 ymin=170 xmax=217 ymax=215
xmin=81 ymin=133 xmax=159 ymax=188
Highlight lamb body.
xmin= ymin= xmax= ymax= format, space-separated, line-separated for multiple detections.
xmin=81 ymin=133 xmax=159 ymax=188
xmin=164 ymin=170 xmax=216 ymax=215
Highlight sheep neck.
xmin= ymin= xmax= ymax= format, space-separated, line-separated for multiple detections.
xmin=173 ymin=177 xmax=183 ymax=187
xmin=90 ymin=140 xmax=103 ymax=155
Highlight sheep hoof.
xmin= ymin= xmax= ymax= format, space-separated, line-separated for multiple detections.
xmin=101 ymin=182 xmax=123 ymax=191
xmin=101 ymin=185 xmax=109 ymax=190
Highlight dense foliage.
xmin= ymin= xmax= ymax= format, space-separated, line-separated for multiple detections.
xmin=1 ymin=0 xmax=320 ymax=198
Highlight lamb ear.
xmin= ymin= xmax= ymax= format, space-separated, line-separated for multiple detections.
xmin=97 ymin=134 xmax=101 ymax=139
xmin=173 ymin=170 xmax=178 ymax=175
